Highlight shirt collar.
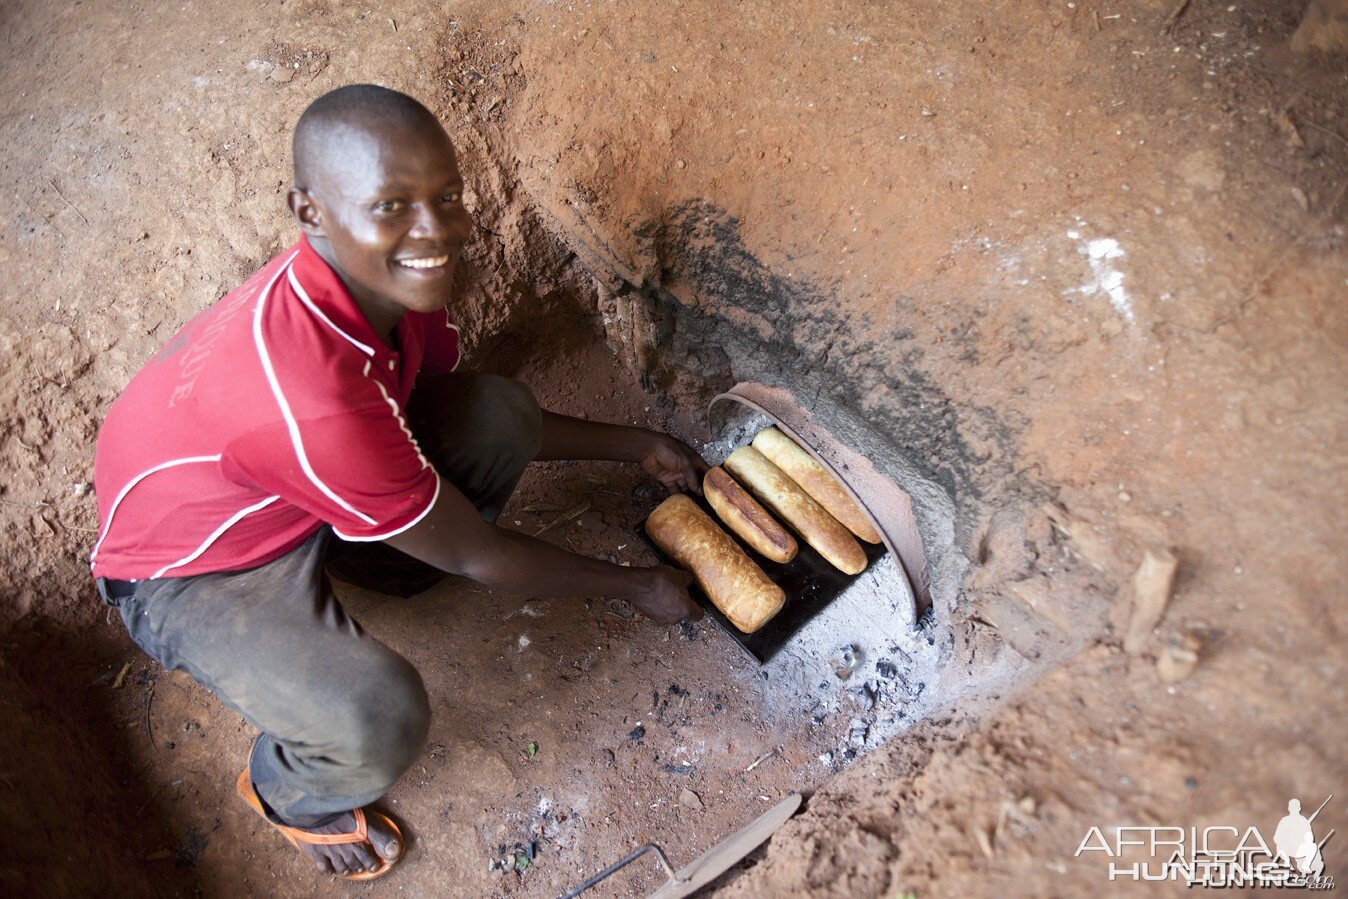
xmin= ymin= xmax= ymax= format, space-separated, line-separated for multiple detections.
xmin=288 ymin=235 xmax=391 ymax=359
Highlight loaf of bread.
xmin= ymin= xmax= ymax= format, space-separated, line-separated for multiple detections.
xmin=644 ymin=494 xmax=786 ymax=634
xmin=723 ymin=446 xmax=868 ymax=575
xmin=751 ymin=427 xmax=883 ymax=544
xmin=704 ymin=466 xmax=798 ymax=564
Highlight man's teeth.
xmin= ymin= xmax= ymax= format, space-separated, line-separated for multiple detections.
xmin=399 ymin=256 xmax=450 ymax=269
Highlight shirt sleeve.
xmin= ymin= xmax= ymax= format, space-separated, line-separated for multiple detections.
xmin=221 ymin=402 xmax=439 ymax=542
xmin=418 ymin=311 xmax=462 ymax=376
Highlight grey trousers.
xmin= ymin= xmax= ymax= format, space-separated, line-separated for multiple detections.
xmin=107 ymin=373 xmax=542 ymax=827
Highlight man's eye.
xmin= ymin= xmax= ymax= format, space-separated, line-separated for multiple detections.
xmin=374 ymin=200 xmax=405 ymax=214
xmin=442 ymin=192 xmax=462 ymax=204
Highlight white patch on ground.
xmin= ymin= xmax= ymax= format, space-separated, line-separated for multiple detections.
xmin=1067 ymin=229 xmax=1133 ymax=322
xmin=758 ymin=553 xmax=945 ymax=763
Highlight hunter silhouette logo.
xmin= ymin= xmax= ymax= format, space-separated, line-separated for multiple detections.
xmin=1075 ymin=794 xmax=1335 ymax=889
xmin=1276 ymin=797 xmax=1332 ymax=880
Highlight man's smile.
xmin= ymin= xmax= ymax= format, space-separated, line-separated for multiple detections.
xmin=395 ymin=254 xmax=453 ymax=271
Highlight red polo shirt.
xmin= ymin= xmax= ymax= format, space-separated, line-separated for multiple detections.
xmin=90 ymin=236 xmax=460 ymax=580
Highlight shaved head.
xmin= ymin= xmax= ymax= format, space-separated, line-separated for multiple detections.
xmin=293 ymin=84 xmax=445 ymax=188
xmin=287 ymin=84 xmax=470 ymax=340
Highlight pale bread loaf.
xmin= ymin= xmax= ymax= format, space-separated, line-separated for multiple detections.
xmin=644 ymin=494 xmax=786 ymax=634
xmin=723 ymin=445 xmax=867 ymax=575
xmin=751 ymin=427 xmax=882 ymax=544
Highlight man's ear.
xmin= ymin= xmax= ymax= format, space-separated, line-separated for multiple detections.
xmin=288 ymin=187 xmax=324 ymax=236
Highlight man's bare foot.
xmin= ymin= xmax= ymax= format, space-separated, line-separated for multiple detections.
xmin=295 ymin=810 xmax=401 ymax=876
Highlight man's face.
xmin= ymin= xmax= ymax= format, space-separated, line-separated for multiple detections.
xmin=291 ymin=119 xmax=472 ymax=327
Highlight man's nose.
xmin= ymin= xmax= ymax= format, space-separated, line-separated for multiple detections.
xmin=409 ymin=202 xmax=472 ymax=244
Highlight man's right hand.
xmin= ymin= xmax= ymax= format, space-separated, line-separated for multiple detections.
xmin=386 ymin=475 xmax=708 ymax=624
xmin=632 ymin=565 xmax=704 ymax=625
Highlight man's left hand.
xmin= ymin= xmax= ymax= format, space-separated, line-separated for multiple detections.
xmin=639 ymin=433 xmax=708 ymax=494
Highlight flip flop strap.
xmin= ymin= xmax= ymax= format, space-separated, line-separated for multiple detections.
xmin=278 ymin=808 xmax=370 ymax=846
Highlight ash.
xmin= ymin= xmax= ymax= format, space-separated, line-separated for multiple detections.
xmin=699 ymin=409 xmax=773 ymax=466
xmin=757 ymin=553 xmax=944 ymax=767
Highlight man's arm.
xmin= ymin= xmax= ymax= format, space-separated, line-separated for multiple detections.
xmin=383 ymin=475 xmax=703 ymax=624
xmin=537 ymin=410 xmax=708 ymax=494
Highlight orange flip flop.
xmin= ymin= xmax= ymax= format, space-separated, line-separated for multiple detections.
xmin=235 ymin=767 xmax=404 ymax=881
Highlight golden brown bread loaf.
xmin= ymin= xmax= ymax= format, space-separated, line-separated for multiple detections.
xmin=751 ymin=427 xmax=883 ymax=544
xmin=703 ymin=466 xmax=798 ymax=564
xmin=644 ymin=494 xmax=786 ymax=634
xmin=723 ymin=445 xmax=868 ymax=575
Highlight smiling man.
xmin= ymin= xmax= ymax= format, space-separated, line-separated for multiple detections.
xmin=91 ymin=84 xmax=704 ymax=880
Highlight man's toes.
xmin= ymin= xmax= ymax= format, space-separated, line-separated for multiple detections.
xmin=369 ymin=818 xmax=401 ymax=861
xmin=350 ymin=841 xmax=379 ymax=872
xmin=372 ymin=824 xmax=396 ymax=862
xmin=340 ymin=845 xmax=367 ymax=875
xmin=311 ymin=849 xmax=334 ymax=875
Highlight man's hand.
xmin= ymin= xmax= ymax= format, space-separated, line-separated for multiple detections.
xmin=631 ymin=565 xmax=705 ymax=625
xmin=536 ymin=410 xmax=708 ymax=494
xmin=639 ymin=433 xmax=709 ymax=495
xmin=386 ymin=476 xmax=707 ymax=623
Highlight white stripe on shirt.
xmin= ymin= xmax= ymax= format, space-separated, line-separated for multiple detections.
xmin=90 ymin=454 xmax=224 ymax=563
xmin=287 ymin=267 xmax=376 ymax=356
xmin=149 ymin=495 xmax=281 ymax=578
xmin=333 ymin=474 xmax=441 ymax=543
xmin=252 ymin=255 xmax=378 ymax=526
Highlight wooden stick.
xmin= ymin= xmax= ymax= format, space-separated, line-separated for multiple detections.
xmin=111 ymin=662 xmax=132 ymax=689
xmin=534 ymin=501 xmax=591 ymax=536
xmin=48 ymin=179 xmax=89 ymax=224
xmin=1162 ymin=0 xmax=1192 ymax=35
xmin=745 ymin=750 xmax=775 ymax=772
xmin=1298 ymin=117 xmax=1348 ymax=147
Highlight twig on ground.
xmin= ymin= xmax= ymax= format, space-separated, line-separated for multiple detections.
xmin=47 ymin=179 xmax=89 ymax=225
xmin=534 ymin=501 xmax=591 ymax=536
xmin=1162 ymin=0 xmax=1191 ymax=34
xmin=111 ymin=662 xmax=132 ymax=690
xmin=1297 ymin=117 xmax=1348 ymax=148
xmin=1093 ymin=10 xmax=1101 ymax=31
xmin=1235 ymin=239 xmax=1306 ymax=314
xmin=145 ymin=681 xmax=160 ymax=754
xmin=18 ymin=193 xmax=67 ymax=238
xmin=135 ymin=782 xmax=165 ymax=815
xmin=1 ymin=497 xmax=98 ymax=533
xmin=51 ymin=515 xmax=98 ymax=533
xmin=745 ymin=750 xmax=776 ymax=772
xmin=1325 ymin=179 xmax=1347 ymax=217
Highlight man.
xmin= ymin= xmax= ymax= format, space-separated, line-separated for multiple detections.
xmin=1275 ymin=799 xmax=1314 ymax=868
xmin=91 ymin=84 xmax=704 ymax=879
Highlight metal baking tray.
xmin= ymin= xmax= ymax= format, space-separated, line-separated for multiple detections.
xmin=640 ymin=491 xmax=888 ymax=664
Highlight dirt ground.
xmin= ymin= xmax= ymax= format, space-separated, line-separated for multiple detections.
xmin=1 ymin=0 xmax=1345 ymax=897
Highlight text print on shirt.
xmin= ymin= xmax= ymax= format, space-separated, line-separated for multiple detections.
xmin=152 ymin=255 xmax=293 ymax=409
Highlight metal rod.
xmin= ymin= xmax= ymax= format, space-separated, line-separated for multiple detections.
xmin=558 ymin=842 xmax=677 ymax=899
